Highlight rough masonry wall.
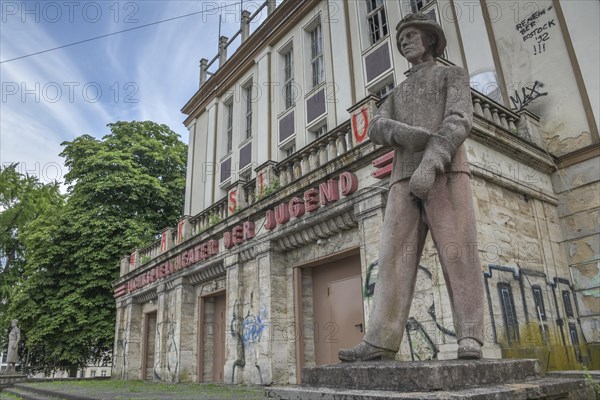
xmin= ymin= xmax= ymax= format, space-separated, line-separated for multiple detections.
xmin=553 ymin=158 xmax=600 ymax=345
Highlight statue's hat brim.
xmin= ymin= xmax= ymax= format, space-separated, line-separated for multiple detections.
xmin=395 ymin=14 xmax=447 ymax=58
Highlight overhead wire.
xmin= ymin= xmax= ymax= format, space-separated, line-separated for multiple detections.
xmin=0 ymin=1 xmax=245 ymax=64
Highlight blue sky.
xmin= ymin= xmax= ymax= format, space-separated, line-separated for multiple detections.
xmin=0 ymin=0 xmax=273 ymax=187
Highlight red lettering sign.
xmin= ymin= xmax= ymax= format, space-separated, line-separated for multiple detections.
xmin=352 ymin=107 xmax=369 ymax=144
xmin=258 ymin=172 xmax=265 ymax=196
xmin=275 ymin=203 xmax=290 ymax=225
xmin=265 ymin=210 xmax=276 ymax=230
xmin=228 ymin=190 xmax=237 ymax=214
xmin=243 ymin=221 xmax=255 ymax=240
xmin=319 ymin=178 xmax=340 ymax=206
xmin=340 ymin=171 xmax=359 ymax=195
xmin=160 ymin=231 xmax=168 ymax=252
xmin=232 ymin=225 xmax=244 ymax=245
xmin=289 ymin=197 xmax=305 ymax=218
xmin=224 ymin=232 xmax=233 ymax=249
xmin=177 ymin=220 xmax=185 ymax=243
xmin=305 ymin=189 xmax=320 ymax=213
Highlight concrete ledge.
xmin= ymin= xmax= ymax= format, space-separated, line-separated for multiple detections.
xmin=302 ymin=359 xmax=540 ymax=392
xmin=0 ymin=373 xmax=27 ymax=386
xmin=266 ymin=377 xmax=594 ymax=400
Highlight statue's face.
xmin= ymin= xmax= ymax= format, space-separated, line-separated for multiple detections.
xmin=398 ymin=26 xmax=433 ymax=65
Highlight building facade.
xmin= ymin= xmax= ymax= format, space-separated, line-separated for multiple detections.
xmin=112 ymin=0 xmax=599 ymax=384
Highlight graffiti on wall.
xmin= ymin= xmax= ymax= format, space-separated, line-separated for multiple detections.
xmin=364 ymin=260 xmax=457 ymax=360
xmin=153 ymin=319 xmax=178 ymax=381
xmin=515 ymin=5 xmax=556 ymax=56
xmin=242 ymin=307 xmax=267 ymax=348
xmin=114 ymin=321 xmax=141 ymax=379
xmin=509 ymin=81 xmax=548 ymax=111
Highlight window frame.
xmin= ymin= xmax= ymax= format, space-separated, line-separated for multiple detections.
xmin=224 ymin=100 xmax=234 ymax=156
xmin=531 ymin=285 xmax=547 ymax=321
xmin=498 ymin=282 xmax=520 ymax=343
xmin=309 ymin=22 xmax=324 ymax=89
xmin=366 ymin=0 xmax=389 ymax=46
xmin=243 ymin=84 xmax=253 ymax=141
xmin=562 ymin=290 xmax=574 ymax=318
xmin=283 ymin=48 xmax=295 ymax=110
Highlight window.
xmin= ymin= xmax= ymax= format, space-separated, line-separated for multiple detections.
xmin=225 ymin=102 xmax=233 ymax=154
xmin=374 ymin=81 xmax=395 ymax=99
xmin=562 ymin=290 xmax=574 ymax=318
xmin=411 ymin=0 xmax=436 ymax=12
xmin=285 ymin=144 xmax=297 ymax=158
xmin=568 ymin=322 xmax=582 ymax=361
xmin=310 ymin=23 xmax=324 ymax=88
xmin=90 ymin=370 xmax=96 ymax=377
xmin=313 ymin=123 xmax=328 ymax=139
xmin=366 ymin=0 xmax=388 ymax=45
xmin=283 ymin=49 xmax=295 ymax=109
xmin=532 ymin=285 xmax=546 ymax=321
xmin=498 ymin=283 xmax=519 ymax=343
xmin=243 ymin=85 xmax=253 ymax=140
xmin=309 ymin=123 xmax=327 ymax=140
xmin=101 ymin=370 xmax=107 ymax=377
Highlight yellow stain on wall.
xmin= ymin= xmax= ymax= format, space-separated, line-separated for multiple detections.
xmin=498 ymin=322 xmax=593 ymax=373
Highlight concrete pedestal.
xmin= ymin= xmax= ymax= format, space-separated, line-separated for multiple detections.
xmin=0 ymin=373 xmax=27 ymax=388
xmin=265 ymin=359 xmax=594 ymax=400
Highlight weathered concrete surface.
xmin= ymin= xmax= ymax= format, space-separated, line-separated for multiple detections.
xmin=0 ymin=373 xmax=27 ymax=386
xmin=265 ymin=359 xmax=595 ymax=400
xmin=265 ymin=377 xmax=593 ymax=400
xmin=301 ymin=359 xmax=539 ymax=392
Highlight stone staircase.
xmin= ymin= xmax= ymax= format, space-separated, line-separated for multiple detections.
xmin=265 ymin=359 xmax=595 ymax=400
xmin=1 ymin=383 xmax=95 ymax=400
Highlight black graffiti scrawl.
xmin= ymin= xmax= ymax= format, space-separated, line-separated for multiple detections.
xmin=510 ymin=81 xmax=548 ymax=111
xmin=515 ymin=5 xmax=556 ymax=56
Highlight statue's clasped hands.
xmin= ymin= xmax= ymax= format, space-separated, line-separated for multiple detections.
xmin=383 ymin=118 xmax=455 ymax=200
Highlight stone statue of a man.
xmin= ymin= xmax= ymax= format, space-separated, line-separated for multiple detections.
xmin=7 ymin=319 xmax=20 ymax=372
xmin=339 ymin=13 xmax=484 ymax=362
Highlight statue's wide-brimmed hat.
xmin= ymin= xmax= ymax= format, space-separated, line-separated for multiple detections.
xmin=395 ymin=13 xmax=447 ymax=58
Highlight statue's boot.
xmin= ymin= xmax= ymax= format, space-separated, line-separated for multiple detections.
xmin=457 ymin=337 xmax=482 ymax=359
xmin=338 ymin=340 xmax=396 ymax=362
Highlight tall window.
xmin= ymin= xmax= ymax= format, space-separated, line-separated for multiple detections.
xmin=562 ymin=290 xmax=574 ymax=318
xmin=366 ymin=0 xmax=388 ymax=45
xmin=225 ymin=102 xmax=233 ymax=154
xmin=532 ymin=285 xmax=547 ymax=321
xmin=310 ymin=23 xmax=324 ymax=88
xmin=243 ymin=85 xmax=253 ymax=140
xmin=283 ymin=49 xmax=295 ymax=109
xmin=498 ymin=283 xmax=519 ymax=343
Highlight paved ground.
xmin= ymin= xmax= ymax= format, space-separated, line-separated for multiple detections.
xmin=0 ymin=380 xmax=267 ymax=400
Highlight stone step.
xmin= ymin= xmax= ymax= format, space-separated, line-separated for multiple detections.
xmin=2 ymin=387 xmax=57 ymax=400
xmin=265 ymin=377 xmax=593 ymax=400
xmin=302 ymin=359 xmax=540 ymax=392
xmin=10 ymin=384 xmax=96 ymax=400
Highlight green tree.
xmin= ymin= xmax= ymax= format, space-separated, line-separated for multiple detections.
xmin=0 ymin=164 xmax=63 ymax=311
xmin=8 ymin=121 xmax=187 ymax=372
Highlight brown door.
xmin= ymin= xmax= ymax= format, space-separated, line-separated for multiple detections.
xmin=212 ymin=294 xmax=226 ymax=382
xmin=311 ymin=254 xmax=364 ymax=365
xmin=143 ymin=312 xmax=157 ymax=381
xmin=329 ymin=276 xmax=365 ymax=360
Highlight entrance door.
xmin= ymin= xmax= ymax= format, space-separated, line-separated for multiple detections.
xmin=311 ymin=254 xmax=364 ymax=365
xmin=329 ymin=276 xmax=365 ymax=359
xmin=212 ymin=294 xmax=226 ymax=382
xmin=143 ymin=312 xmax=157 ymax=381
